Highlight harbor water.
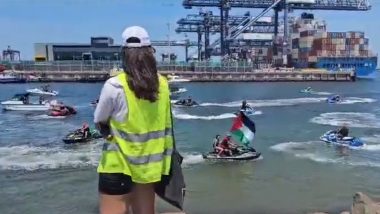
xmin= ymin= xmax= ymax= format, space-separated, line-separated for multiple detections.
xmin=1 ymin=78 xmax=380 ymax=214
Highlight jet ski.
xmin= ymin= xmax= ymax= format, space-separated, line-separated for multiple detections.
xmin=48 ymin=105 xmax=77 ymax=117
xmin=320 ymin=130 xmax=364 ymax=148
xmin=203 ymin=147 xmax=261 ymax=161
xmin=300 ymin=87 xmax=313 ymax=94
xmin=174 ymin=99 xmax=198 ymax=107
xmin=62 ymin=129 xmax=102 ymax=144
xmin=234 ymin=108 xmax=256 ymax=116
xmin=327 ymin=95 xmax=341 ymax=104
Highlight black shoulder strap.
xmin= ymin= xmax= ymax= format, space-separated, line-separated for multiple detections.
xmin=169 ymin=101 xmax=177 ymax=150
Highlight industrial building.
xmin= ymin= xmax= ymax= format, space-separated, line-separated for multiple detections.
xmin=34 ymin=37 xmax=121 ymax=61
xmin=34 ymin=37 xmax=197 ymax=62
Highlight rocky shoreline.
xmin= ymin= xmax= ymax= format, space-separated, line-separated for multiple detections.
xmin=311 ymin=193 xmax=380 ymax=214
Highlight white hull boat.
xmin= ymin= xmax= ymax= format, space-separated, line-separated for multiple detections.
xmin=1 ymin=101 xmax=51 ymax=111
xmin=26 ymin=88 xmax=59 ymax=96
xmin=1 ymin=93 xmax=53 ymax=111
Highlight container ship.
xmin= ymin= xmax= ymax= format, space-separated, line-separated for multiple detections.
xmin=290 ymin=13 xmax=377 ymax=78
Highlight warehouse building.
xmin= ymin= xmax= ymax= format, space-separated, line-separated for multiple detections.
xmin=34 ymin=37 xmax=122 ymax=61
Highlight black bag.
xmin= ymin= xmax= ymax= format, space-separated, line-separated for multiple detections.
xmin=155 ymin=103 xmax=186 ymax=210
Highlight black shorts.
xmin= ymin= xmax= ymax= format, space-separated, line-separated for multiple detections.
xmin=98 ymin=173 xmax=134 ymax=195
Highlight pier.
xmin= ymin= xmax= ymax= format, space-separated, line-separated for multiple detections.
xmin=8 ymin=69 xmax=354 ymax=82
xmin=2 ymin=61 xmax=355 ymax=82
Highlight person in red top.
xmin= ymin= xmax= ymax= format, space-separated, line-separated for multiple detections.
xmin=218 ymin=134 xmax=237 ymax=156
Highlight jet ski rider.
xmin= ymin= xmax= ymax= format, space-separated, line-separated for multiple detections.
xmin=81 ymin=122 xmax=90 ymax=138
xmin=186 ymin=96 xmax=193 ymax=105
xmin=337 ymin=125 xmax=349 ymax=140
xmin=241 ymin=100 xmax=253 ymax=111
xmin=212 ymin=135 xmax=223 ymax=154
xmin=218 ymin=134 xmax=238 ymax=156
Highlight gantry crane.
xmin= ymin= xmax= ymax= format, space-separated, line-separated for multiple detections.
xmin=176 ymin=11 xmax=275 ymax=59
xmin=180 ymin=0 xmax=371 ymax=63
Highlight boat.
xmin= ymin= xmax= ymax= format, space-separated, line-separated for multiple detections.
xmin=62 ymin=129 xmax=102 ymax=144
xmin=167 ymin=75 xmax=191 ymax=83
xmin=326 ymin=95 xmax=341 ymax=104
xmin=48 ymin=105 xmax=77 ymax=117
xmin=1 ymin=93 xmax=52 ymax=111
xmin=291 ymin=13 xmax=378 ymax=79
xmin=174 ymin=99 xmax=198 ymax=107
xmin=26 ymin=88 xmax=59 ymax=96
xmin=300 ymin=87 xmax=314 ymax=93
xmin=320 ymin=130 xmax=364 ymax=148
xmin=203 ymin=147 xmax=261 ymax=161
xmin=0 ymin=73 xmax=26 ymax=83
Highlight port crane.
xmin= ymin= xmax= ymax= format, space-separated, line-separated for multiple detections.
xmin=176 ymin=11 xmax=275 ymax=59
xmin=179 ymin=0 xmax=371 ymax=62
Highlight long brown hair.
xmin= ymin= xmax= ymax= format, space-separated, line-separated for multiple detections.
xmin=122 ymin=47 xmax=159 ymax=102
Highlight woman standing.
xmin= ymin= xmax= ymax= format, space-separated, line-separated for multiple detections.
xmin=94 ymin=26 xmax=173 ymax=214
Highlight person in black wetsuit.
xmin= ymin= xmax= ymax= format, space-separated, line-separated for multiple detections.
xmin=337 ymin=126 xmax=349 ymax=139
xmin=186 ymin=96 xmax=193 ymax=105
xmin=241 ymin=100 xmax=252 ymax=111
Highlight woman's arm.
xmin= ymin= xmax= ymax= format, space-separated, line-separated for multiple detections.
xmin=94 ymin=81 xmax=114 ymax=138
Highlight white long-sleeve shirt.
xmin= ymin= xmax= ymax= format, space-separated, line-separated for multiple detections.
xmin=94 ymin=76 xmax=128 ymax=124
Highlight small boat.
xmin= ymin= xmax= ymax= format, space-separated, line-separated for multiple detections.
xmin=174 ymin=99 xmax=198 ymax=107
xmin=320 ymin=130 xmax=364 ymax=148
xmin=1 ymin=93 xmax=52 ymax=111
xmin=327 ymin=95 xmax=341 ymax=104
xmin=0 ymin=73 xmax=26 ymax=83
xmin=167 ymin=75 xmax=191 ymax=83
xmin=300 ymin=87 xmax=314 ymax=93
xmin=62 ymin=129 xmax=102 ymax=144
xmin=203 ymin=147 xmax=261 ymax=161
xmin=26 ymin=86 xmax=59 ymax=96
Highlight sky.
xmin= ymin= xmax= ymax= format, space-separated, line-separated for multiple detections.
xmin=0 ymin=0 xmax=379 ymax=61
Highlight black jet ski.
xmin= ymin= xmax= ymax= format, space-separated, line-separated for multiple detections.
xmin=62 ymin=129 xmax=102 ymax=144
xmin=174 ymin=99 xmax=198 ymax=107
xmin=203 ymin=147 xmax=261 ymax=161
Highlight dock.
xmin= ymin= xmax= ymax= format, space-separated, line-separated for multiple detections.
xmin=8 ymin=69 xmax=355 ymax=82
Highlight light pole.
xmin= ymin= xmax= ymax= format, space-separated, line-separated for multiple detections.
xmin=167 ymin=22 xmax=172 ymax=59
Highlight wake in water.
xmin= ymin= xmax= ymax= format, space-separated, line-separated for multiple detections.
xmin=0 ymin=143 xmax=205 ymax=171
xmin=310 ymin=112 xmax=380 ymax=128
xmin=338 ymin=97 xmax=376 ymax=105
xmin=200 ymin=97 xmax=326 ymax=107
xmin=310 ymin=91 xmax=332 ymax=96
xmin=172 ymin=97 xmax=375 ymax=108
xmin=271 ymin=138 xmax=380 ymax=168
xmin=174 ymin=111 xmax=262 ymax=120
xmin=28 ymin=115 xmax=67 ymax=120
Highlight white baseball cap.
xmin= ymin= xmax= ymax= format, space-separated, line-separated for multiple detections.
xmin=122 ymin=26 xmax=151 ymax=48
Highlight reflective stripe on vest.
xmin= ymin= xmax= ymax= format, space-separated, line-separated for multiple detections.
xmin=103 ymin=142 xmax=173 ymax=165
xmin=111 ymin=127 xmax=171 ymax=143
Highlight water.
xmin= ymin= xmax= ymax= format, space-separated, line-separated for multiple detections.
xmin=1 ymin=80 xmax=380 ymax=214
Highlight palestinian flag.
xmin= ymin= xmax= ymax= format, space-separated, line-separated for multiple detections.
xmin=230 ymin=112 xmax=256 ymax=146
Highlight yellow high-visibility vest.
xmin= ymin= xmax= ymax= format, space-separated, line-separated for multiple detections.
xmin=97 ymin=72 xmax=173 ymax=184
